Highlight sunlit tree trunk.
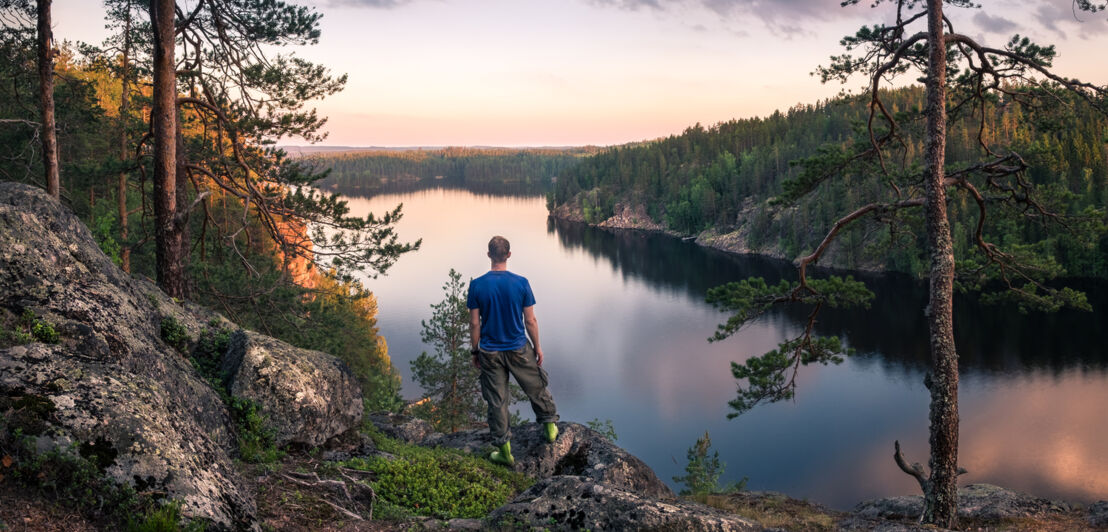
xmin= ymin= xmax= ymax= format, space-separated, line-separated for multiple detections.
xmin=36 ymin=0 xmax=59 ymax=198
xmin=151 ymin=0 xmax=187 ymax=298
xmin=118 ymin=0 xmax=131 ymax=272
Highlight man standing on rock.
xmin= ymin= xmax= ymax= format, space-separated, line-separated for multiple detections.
xmin=468 ymin=235 xmax=559 ymax=466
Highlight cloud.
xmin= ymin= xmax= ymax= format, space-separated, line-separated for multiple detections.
xmin=972 ymin=11 xmax=1020 ymax=34
xmin=587 ymin=0 xmax=870 ymax=37
xmin=587 ymin=0 xmax=664 ymax=11
xmin=324 ymin=0 xmax=416 ymax=8
xmin=1027 ymin=0 xmax=1108 ymax=39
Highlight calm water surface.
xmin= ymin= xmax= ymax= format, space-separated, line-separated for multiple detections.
xmin=346 ymin=187 xmax=1108 ymax=509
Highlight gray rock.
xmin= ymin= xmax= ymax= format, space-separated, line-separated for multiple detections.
xmin=446 ymin=518 xmax=484 ymax=530
xmin=854 ymin=483 xmax=1071 ymax=522
xmin=1089 ymin=500 xmax=1108 ymax=528
xmin=223 ymin=330 xmax=363 ymax=447
xmin=487 ymin=476 xmax=759 ymax=531
xmin=0 ymin=183 xmax=253 ymax=528
xmin=367 ymin=412 xmax=437 ymax=444
xmin=425 ymin=421 xmax=674 ymax=499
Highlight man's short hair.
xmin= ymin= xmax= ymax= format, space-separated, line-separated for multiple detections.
xmin=488 ymin=236 xmax=510 ymax=262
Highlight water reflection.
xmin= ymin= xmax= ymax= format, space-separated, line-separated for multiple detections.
xmin=348 ymin=188 xmax=1108 ymax=509
xmin=549 ymin=217 xmax=1108 ymax=376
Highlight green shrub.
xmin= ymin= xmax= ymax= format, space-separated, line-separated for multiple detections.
xmin=0 ymin=309 xmax=61 ymax=346
xmin=348 ymin=426 xmax=532 ymax=519
xmin=190 ymin=326 xmax=233 ymax=385
xmin=229 ymin=397 xmax=283 ymax=465
xmin=160 ymin=316 xmax=190 ymax=352
xmin=586 ymin=418 xmax=618 ymax=442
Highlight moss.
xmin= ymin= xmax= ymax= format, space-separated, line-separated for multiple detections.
xmin=346 ymin=425 xmax=533 ymax=519
xmin=695 ymin=492 xmax=839 ymax=531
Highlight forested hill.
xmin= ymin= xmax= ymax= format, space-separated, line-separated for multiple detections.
xmin=551 ymin=86 xmax=1108 ymax=277
xmin=308 ymin=146 xmax=601 ymax=195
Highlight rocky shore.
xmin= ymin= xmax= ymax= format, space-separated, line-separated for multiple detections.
xmin=550 ymin=199 xmax=889 ymax=273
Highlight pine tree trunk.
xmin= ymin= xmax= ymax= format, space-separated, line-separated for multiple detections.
xmin=151 ymin=0 xmax=187 ymax=298
xmin=36 ymin=0 xmax=59 ymax=199
xmin=175 ymin=112 xmax=191 ymax=296
xmin=118 ymin=2 xmax=131 ymax=273
xmin=922 ymin=0 xmax=960 ymax=526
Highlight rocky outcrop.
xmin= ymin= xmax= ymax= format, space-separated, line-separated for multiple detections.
xmin=0 ymin=183 xmax=362 ymax=528
xmin=426 ymin=422 xmax=674 ymax=499
xmin=223 ymin=330 xmax=362 ymax=447
xmin=597 ymin=203 xmax=667 ymax=232
xmin=367 ymin=412 xmax=437 ymax=444
xmin=854 ymin=483 xmax=1075 ymax=522
xmin=368 ymin=416 xmax=673 ymax=499
xmin=0 ymin=183 xmax=253 ymax=528
xmin=487 ymin=476 xmax=759 ymax=531
xmin=1089 ymin=500 xmax=1108 ymax=528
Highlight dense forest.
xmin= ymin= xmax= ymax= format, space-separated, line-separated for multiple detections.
xmin=552 ymin=86 xmax=1108 ymax=277
xmin=308 ymin=146 xmax=599 ymax=195
xmin=0 ymin=1 xmax=406 ymax=410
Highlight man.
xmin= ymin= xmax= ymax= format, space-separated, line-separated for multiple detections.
xmin=468 ymin=235 xmax=559 ymax=466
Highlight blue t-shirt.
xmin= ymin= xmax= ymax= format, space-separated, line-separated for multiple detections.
xmin=467 ymin=271 xmax=536 ymax=351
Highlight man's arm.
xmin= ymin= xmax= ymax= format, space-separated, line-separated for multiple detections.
xmin=470 ymin=308 xmax=481 ymax=368
xmin=523 ymin=305 xmax=543 ymax=366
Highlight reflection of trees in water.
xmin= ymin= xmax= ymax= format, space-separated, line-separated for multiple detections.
xmin=329 ymin=179 xmax=548 ymax=200
xmin=549 ymin=217 xmax=1108 ymax=375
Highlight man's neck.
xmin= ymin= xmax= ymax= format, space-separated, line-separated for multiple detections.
xmin=490 ymin=262 xmax=508 ymax=271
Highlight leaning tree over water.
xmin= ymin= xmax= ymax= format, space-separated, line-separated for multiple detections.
xmin=709 ymin=0 xmax=1107 ymax=526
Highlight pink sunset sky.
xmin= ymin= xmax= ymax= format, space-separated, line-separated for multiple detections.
xmin=53 ymin=0 xmax=1108 ymax=147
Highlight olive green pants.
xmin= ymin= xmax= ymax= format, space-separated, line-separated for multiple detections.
xmin=477 ymin=343 xmax=558 ymax=446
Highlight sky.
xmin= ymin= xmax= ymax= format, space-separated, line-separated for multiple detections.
xmin=52 ymin=0 xmax=1108 ymax=147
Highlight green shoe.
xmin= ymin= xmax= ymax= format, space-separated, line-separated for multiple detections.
xmin=489 ymin=441 xmax=515 ymax=466
xmin=544 ymin=422 xmax=558 ymax=443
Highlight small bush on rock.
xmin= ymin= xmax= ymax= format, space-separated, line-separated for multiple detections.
xmin=160 ymin=316 xmax=190 ymax=352
xmin=1 ymin=309 xmax=60 ymax=346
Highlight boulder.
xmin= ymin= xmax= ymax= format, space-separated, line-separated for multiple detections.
xmin=1089 ymin=500 xmax=1108 ymax=528
xmin=424 ymin=421 xmax=674 ymax=499
xmin=367 ymin=412 xmax=437 ymax=444
xmin=487 ymin=476 xmax=759 ymax=531
xmin=854 ymin=483 xmax=1072 ymax=522
xmin=0 ymin=183 xmax=253 ymax=528
xmin=222 ymin=330 xmax=363 ymax=447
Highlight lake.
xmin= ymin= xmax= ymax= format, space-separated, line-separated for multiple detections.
xmin=345 ymin=186 xmax=1108 ymax=510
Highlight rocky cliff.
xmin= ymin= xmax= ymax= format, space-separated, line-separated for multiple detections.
xmin=0 ymin=183 xmax=363 ymax=529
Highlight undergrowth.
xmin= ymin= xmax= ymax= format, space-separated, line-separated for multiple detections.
xmin=159 ymin=316 xmax=190 ymax=352
xmin=345 ymin=424 xmax=532 ymax=520
xmin=0 ymin=424 xmax=206 ymax=531
xmin=0 ymin=309 xmax=60 ymax=347
xmin=229 ymin=397 xmax=284 ymax=465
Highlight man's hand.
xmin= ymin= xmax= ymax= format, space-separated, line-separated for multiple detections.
xmin=472 ymin=353 xmax=480 ymax=369
xmin=535 ymin=345 xmax=544 ymax=367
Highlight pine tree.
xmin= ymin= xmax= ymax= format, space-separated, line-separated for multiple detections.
xmin=411 ymin=269 xmax=485 ymax=432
